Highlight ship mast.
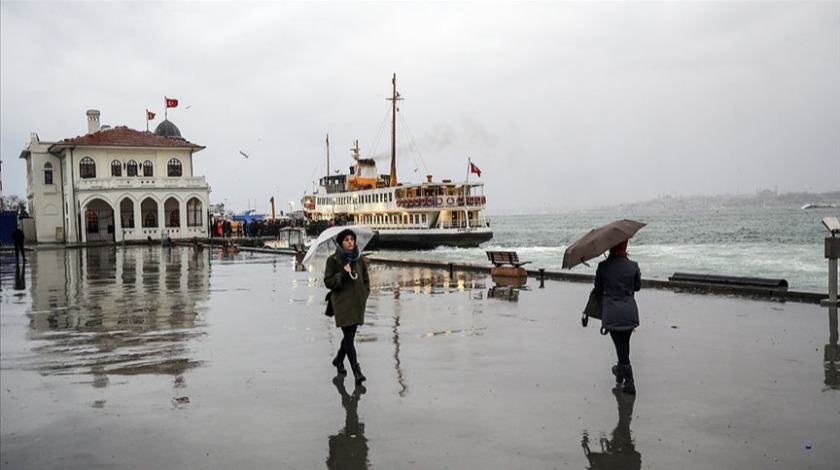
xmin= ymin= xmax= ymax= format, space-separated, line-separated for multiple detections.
xmin=326 ymin=133 xmax=330 ymax=176
xmin=387 ymin=73 xmax=402 ymax=187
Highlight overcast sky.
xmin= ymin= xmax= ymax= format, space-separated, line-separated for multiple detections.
xmin=1 ymin=1 xmax=838 ymax=215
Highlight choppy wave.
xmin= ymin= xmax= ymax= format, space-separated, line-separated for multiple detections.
xmin=372 ymin=207 xmax=838 ymax=292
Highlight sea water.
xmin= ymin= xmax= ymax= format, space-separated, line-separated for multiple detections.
xmin=373 ymin=206 xmax=839 ymax=293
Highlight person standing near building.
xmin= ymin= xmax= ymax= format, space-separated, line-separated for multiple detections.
xmin=324 ymin=228 xmax=370 ymax=385
xmin=11 ymin=225 xmax=25 ymax=265
xmin=594 ymin=239 xmax=641 ymax=395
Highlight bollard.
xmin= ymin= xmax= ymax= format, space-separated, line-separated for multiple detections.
xmin=821 ymin=217 xmax=840 ymax=308
xmin=825 ymin=237 xmax=839 ymax=306
xmin=539 ymin=268 xmax=545 ymax=288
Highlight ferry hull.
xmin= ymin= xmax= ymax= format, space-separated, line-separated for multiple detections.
xmin=371 ymin=229 xmax=493 ymax=250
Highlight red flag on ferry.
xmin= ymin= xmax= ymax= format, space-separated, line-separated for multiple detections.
xmin=165 ymin=97 xmax=179 ymax=108
xmin=470 ymin=162 xmax=482 ymax=177
xmin=146 ymin=110 xmax=156 ymax=120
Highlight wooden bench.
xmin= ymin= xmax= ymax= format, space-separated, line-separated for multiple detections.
xmin=486 ymin=251 xmax=530 ymax=279
xmin=486 ymin=250 xmax=531 ymax=268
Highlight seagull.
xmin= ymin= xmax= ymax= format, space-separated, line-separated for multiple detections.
xmin=239 ymin=151 xmax=250 ymax=159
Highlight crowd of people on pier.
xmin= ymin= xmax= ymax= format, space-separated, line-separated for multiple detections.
xmin=208 ymin=217 xmax=305 ymax=239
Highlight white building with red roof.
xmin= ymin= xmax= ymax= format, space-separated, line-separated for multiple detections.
xmin=19 ymin=110 xmax=211 ymax=244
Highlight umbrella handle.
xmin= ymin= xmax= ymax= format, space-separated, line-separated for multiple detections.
xmin=349 ymin=271 xmax=358 ymax=280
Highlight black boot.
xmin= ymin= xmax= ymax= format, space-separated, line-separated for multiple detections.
xmin=350 ymin=362 xmax=366 ymax=385
xmin=620 ymin=364 xmax=635 ymax=395
xmin=611 ymin=364 xmax=623 ymax=385
xmin=332 ymin=353 xmax=346 ymax=375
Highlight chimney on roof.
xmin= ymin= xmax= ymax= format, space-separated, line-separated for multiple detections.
xmin=87 ymin=109 xmax=101 ymax=134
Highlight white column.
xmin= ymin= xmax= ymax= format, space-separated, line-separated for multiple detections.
xmin=113 ymin=199 xmax=122 ymax=242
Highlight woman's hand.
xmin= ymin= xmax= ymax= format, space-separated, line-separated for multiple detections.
xmin=343 ymin=264 xmax=352 ymax=273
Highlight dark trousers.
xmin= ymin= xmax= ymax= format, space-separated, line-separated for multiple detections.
xmin=14 ymin=244 xmax=25 ymax=264
xmin=337 ymin=325 xmax=359 ymax=365
xmin=609 ymin=330 xmax=633 ymax=365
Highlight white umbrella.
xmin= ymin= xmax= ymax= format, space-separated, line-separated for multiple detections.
xmin=301 ymin=225 xmax=376 ymax=272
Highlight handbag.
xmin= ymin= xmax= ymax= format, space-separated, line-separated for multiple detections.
xmin=324 ymin=292 xmax=334 ymax=317
xmin=582 ymin=288 xmax=602 ymax=327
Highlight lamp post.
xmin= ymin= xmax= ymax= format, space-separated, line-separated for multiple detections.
xmin=821 ymin=216 xmax=840 ymax=307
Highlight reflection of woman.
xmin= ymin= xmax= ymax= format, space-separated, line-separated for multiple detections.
xmin=582 ymin=388 xmax=641 ymax=469
xmin=594 ymin=240 xmax=641 ymax=394
xmin=324 ymin=229 xmax=370 ymax=385
xmin=326 ymin=377 xmax=368 ymax=470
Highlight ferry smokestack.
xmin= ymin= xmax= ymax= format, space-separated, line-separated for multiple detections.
xmin=427 ymin=175 xmax=433 ymax=183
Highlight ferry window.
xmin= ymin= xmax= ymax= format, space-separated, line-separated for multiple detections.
xmin=79 ymin=157 xmax=96 ymax=179
xmin=126 ymin=160 xmax=138 ymax=177
xmin=142 ymin=160 xmax=154 ymax=177
xmin=167 ymin=158 xmax=182 ymax=177
xmin=111 ymin=160 xmax=122 ymax=177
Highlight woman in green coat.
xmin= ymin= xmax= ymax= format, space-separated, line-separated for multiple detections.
xmin=324 ymin=228 xmax=370 ymax=384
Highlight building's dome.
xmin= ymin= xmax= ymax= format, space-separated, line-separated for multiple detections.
xmin=154 ymin=119 xmax=184 ymax=140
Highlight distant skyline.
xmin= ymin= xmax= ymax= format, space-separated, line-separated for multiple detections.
xmin=2 ymin=2 xmax=838 ymax=215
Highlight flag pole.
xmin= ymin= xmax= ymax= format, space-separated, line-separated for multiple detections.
xmin=164 ymin=97 xmax=168 ymax=120
xmin=466 ymin=157 xmax=471 ymax=183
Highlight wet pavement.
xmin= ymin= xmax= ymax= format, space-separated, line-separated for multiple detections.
xmin=1 ymin=246 xmax=838 ymax=470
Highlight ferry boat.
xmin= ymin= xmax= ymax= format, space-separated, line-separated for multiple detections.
xmin=301 ymin=75 xmax=493 ymax=250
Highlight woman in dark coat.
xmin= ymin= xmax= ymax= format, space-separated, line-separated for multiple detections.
xmin=594 ymin=239 xmax=641 ymax=394
xmin=324 ymin=228 xmax=370 ymax=384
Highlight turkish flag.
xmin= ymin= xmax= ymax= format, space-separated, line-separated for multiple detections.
xmin=147 ymin=110 xmax=156 ymax=120
xmin=470 ymin=162 xmax=482 ymax=177
xmin=165 ymin=97 xmax=179 ymax=108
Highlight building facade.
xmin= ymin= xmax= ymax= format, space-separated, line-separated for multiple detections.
xmin=20 ymin=110 xmax=210 ymax=244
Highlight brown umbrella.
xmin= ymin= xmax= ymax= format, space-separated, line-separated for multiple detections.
xmin=562 ymin=219 xmax=646 ymax=269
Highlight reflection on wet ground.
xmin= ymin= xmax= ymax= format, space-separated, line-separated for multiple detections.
xmin=1 ymin=248 xmax=838 ymax=469
xmin=10 ymin=247 xmax=209 ymax=379
xmin=826 ymin=306 xmax=839 ymax=390
xmin=582 ymin=388 xmax=641 ymax=469
xmin=327 ymin=377 xmax=368 ymax=470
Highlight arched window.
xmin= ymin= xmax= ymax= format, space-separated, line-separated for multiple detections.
xmin=167 ymin=158 xmax=182 ymax=177
xmin=111 ymin=160 xmax=122 ymax=177
xmin=120 ymin=198 xmax=134 ymax=228
xmin=79 ymin=157 xmax=96 ymax=179
xmin=142 ymin=160 xmax=154 ymax=177
xmin=86 ymin=210 xmax=99 ymax=233
xmin=169 ymin=210 xmax=180 ymax=227
xmin=126 ymin=160 xmax=138 ymax=177
xmin=187 ymin=198 xmax=202 ymax=227
xmin=143 ymin=212 xmax=156 ymax=228
xmin=44 ymin=162 xmax=53 ymax=185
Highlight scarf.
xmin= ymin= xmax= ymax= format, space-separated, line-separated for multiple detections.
xmin=341 ymin=247 xmax=361 ymax=265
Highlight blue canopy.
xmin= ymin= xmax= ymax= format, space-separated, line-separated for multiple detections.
xmin=231 ymin=210 xmax=266 ymax=223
